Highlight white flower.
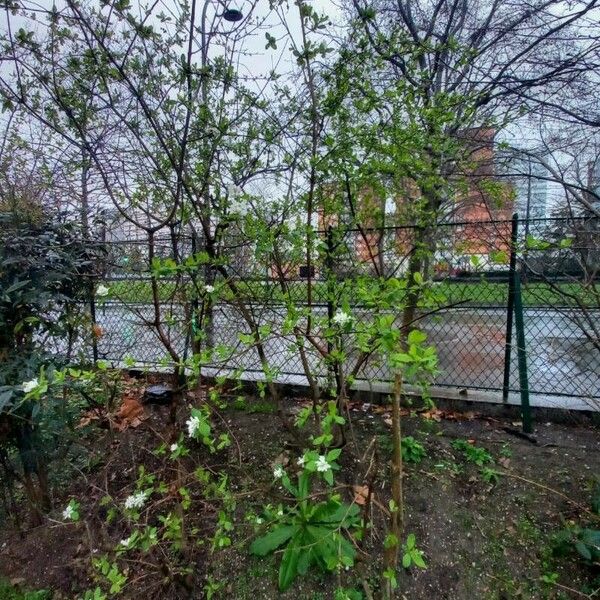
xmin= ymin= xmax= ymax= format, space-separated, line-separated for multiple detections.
xmin=316 ymin=455 xmax=330 ymax=473
xmin=296 ymin=455 xmax=305 ymax=467
xmin=204 ymin=285 xmax=215 ymax=294
xmin=255 ymin=517 xmax=263 ymax=525
xmin=229 ymin=193 xmax=248 ymax=217
xmin=332 ymin=310 xmax=351 ymax=326
xmin=170 ymin=443 xmax=178 ymax=453
xmin=22 ymin=378 xmax=39 ymax=393
xmin=186 ymin=415 xmax=200 ymax=438
xmin=62 ymin=504 xmax=75 ymax=520
xmin=124 ymin=491 xmax=147 ymax=510
xmin=96 ymin=284 xmax=110 ymax=297
xmin=227 ymin=184 xmax=242 ymax=198
xmin=120 ymin=537 xmax=131 ymax=547
xmin=277 ymin=509 xmax=284 ymax=517
xmin=273 ymin=465 xmax=284 ymax=479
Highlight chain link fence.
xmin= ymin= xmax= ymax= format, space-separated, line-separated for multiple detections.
xmin=89 ymin=216 xmax=600 ymax=407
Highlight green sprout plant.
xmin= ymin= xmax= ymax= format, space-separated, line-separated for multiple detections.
xmin=401 ymin=436 xmax=427 ymax=464
xmin=451 ymin=439 xmax=493 ymax=466
xmin=250 ymin=464 xmax=361 ymax=591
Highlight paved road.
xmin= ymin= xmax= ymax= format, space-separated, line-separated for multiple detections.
xmin=90 ymin=302 xmax=600 ymax=408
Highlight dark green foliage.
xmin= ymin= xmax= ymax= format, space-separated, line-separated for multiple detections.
xmin=553 ymin=527 xmax=600 ymax=563
xmin=250 ymin=472 xmax=360 ymax=591
xmin=0 ymin=211 xmax=104 ymax=522
xmin=552 ymin=482 xmax=600 ymax=567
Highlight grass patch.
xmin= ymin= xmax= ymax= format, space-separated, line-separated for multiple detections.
xmin=104 ymin=278 xmax=598 ymax=308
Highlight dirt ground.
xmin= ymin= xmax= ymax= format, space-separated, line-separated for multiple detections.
xmin=1 ymin=389 xmax=599 ymax=599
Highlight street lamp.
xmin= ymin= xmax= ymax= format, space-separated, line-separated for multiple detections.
xmin=201 ymin=1 xmax=244 ymax=66
xmin=222 ymin=7 xmax=244 ymax=22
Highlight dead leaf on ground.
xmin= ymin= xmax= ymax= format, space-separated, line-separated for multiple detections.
xmin=272 ymin=451 xmax=290 ymax=467
xmin=76 ymin=409 xmax=103 ymax=429
xmin=113 ymin=394 xmax=147 ymax=431
xmin=353 ymin=484 xmax=370 ymax=505
xmin=420 ymin=408 xmax=443 ymax=421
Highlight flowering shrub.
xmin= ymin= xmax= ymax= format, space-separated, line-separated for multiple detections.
xmin=186 ymin=407 xmax=230 ymax=452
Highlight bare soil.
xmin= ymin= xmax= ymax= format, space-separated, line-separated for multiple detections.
xmin=1 ymin=390 xmax=599 ymax=600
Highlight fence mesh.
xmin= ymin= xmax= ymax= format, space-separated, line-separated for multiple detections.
xmin=89 ymin=216 xmax=600 ymax=404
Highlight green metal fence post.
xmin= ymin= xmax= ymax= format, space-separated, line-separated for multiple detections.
xmin=502 ymin=213 xmax=519 ymax=403
xmin=513 ymin=270 xmax=533 ymax=433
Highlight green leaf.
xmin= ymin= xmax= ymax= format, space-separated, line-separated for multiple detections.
xmin=5 ymin=280 xmax=30 ymax=294
xmin=250 ymin=525 xmax=295 ymax=556
xmin=265 ymin=32 xmax=277 ymax=50
xmin=591 ymin=484 xmax=600 ymax=515
xmin=327 ymin=448 xmax=341 ymax=462
xmin=407 ymin=329 xmax=427 ymax=345
xmin=296 ymin=545 xmax=312 ymax=575
xmin=575 ymin=540 xmax=592 ymax=560
xmin=412 ymin=550 xmax=427 ymax=568
xmin=0 ymin=388 xmax=13 ymax=412
xmin=278 ymin=534 xmax=301 ymax=590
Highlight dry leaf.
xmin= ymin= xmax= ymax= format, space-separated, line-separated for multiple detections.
xmin=113 ymin=395 xmax=146 ymax=431
xmin=77 ymin=409 xmax=102 ymax=428
xmin=353 ymin=484 xmax=369 ymax=505
xmin=421 ymin=408 xmax=443 ymax=422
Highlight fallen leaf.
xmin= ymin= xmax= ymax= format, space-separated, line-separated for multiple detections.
xmin=77 ymin=409 xmax=103 ymax=428
xmin=113 ymin=394 xmax=146 ymax=431
xmin=421 ymin=408 xmax=443 ymax=421
xmin=353 ymin=484 xmax=370 ymax=505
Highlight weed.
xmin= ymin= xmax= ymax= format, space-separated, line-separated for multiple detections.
xmin=433 ymin=460 xmax=462 ymax=475
xmin=480 ymin=467 xmax=501 ymax=484
xmin=451 ymin=439 xmax=493 ymax=466
xmin=233 ymin=396 xmax=276 ymax=414
xmin=401 ymin=436 xmax=427 ymax=464
xmin=401 ymin=533 xmax=427 ymax=569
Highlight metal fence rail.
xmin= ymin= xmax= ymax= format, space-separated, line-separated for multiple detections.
xmin=90 ymin=216 xmax=600 ymax=405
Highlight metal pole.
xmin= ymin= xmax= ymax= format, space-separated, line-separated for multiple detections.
xmin=502 ymin=213 xmax=518 ymax=402
xmin=513 ymin=269 xmax=533 ymax=433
